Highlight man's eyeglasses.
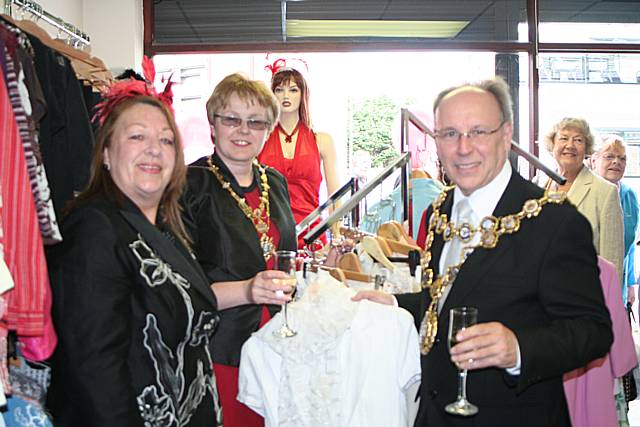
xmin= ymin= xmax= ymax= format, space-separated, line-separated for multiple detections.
xmin=214 ymin=114 xmax=270 ymax=131
xmin=600 ymin=153 xmax=627 ymax=162
xmin=434 ymin=121 xmax=505 ymax=144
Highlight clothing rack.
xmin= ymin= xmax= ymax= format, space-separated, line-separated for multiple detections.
xmin=296 ymin=177 xmax=359 ymax=237
xmin=303 ymin=152 xmax=411 ymax=245
xmin=399 ymin=107 xmax=566 ymax=185
xmin=5 ymin=0 xmax=90 ymax=47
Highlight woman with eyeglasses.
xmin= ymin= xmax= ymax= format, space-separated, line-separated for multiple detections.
xmin=258 ymin=67 xmax=339 ymax=248
xmin=541 ymin=117 xmax=624 ymax=281
xmin=591 ymin=134 xmax=638 ymax=306
xmin=181 ymin=73 xmax=297 ymax=427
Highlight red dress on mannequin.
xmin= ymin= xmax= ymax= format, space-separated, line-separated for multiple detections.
xmin=259 ymin=123 xmax=324 ymax=248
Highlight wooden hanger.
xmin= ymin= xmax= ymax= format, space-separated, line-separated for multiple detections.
xmin=385 ymin=238 xmax=421 ymax=256
xmin=378 ymin=222 xmax=407 ymax=244
xmin=337 ymin=252 xmax=363 ymax=273
xmin=320 ymin=266 xmax=371 ymax=283
xmin=412 ymin=169 xmax=431 ymax=179
xmin=361 ymin=236 xmax=395 ymax=271
xmin=327 ymin=267 xmax=346 ymax=283
xmin=388 ymin=220 xmax=414 ymax=246
xmin=376 ymin=236 xmax=393 ymax=257
xmin=377 ymin=222 xmax=421 ymax=255
xmin=1 ymin=15 xmax=114 ymax=89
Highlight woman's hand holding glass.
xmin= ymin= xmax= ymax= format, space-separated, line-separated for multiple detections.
xmin=248 ymin=270 xmax=294 ymax=305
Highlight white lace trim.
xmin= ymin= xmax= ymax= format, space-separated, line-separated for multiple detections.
xmin=257 ymin=272 xmax=358 ymax=427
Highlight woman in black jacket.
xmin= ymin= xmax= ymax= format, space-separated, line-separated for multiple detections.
xmin=182 ymin=73 xmax=297 ymax=427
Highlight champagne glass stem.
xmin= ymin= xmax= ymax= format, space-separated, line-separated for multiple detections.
xmin=458 ymin=369 xmax=468 ymax=401
xmin=283 ymin=302 xmax=290 ymax=328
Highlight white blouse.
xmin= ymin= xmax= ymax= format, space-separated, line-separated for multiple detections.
xmin=238 ymin=272 xmax=421 ymax=427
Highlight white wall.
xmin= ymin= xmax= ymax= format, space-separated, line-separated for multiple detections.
xmin=4 ymin=0 xmax=142 ymax=71
xmin=83 ymin=0 xmax=143 ymax=72
xmin=31 ymin=0 xmax=83 ymax=26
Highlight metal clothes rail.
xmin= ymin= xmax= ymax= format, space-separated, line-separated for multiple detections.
xmin=295 ymin=177 xmax=359 ymax=237
xmin=303 ymin=152 xmax=411 ymax=245
xmin=6 ymin=0 xmax=90 ymax=47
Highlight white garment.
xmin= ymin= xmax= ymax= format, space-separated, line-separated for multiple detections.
xmin=238 ymin=272 xmax=421 ymax=427
xmin=355 ymin=251 xmax=420 ymax=294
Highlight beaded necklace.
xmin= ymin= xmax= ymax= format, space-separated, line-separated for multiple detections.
xmin=206 ymin=156 xmax=275 ymax=261
xmin=418 ymin=187 xmax=567 ymax=355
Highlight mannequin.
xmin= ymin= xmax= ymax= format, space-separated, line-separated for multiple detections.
xmin=258 ymin=67 xmax=339 ymax=248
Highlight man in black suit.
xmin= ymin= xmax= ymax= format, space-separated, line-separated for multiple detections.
xmin=354 ymin=78 xmax=612 ymax=426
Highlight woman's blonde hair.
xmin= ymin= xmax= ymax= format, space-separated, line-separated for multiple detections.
xmin=206 ymin=73 xmax=279 ymax=134
xmin=594 ymin=134 xmax=626 ymax=156
xmin=543 ymin=117 xmax=595 ymax=156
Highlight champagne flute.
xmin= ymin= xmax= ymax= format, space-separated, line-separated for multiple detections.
xmin=273 ymin=250 xmax=297 ymax=338
xmin=445 ymin=306 xmax=479 ymax=416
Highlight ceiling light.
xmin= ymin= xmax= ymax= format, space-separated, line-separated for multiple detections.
xmin=286 ymin=20 xmax=469 ymax=38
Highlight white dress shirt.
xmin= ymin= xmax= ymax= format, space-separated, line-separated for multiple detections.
xmin=438 ymin=161 xmax=521 ymax=374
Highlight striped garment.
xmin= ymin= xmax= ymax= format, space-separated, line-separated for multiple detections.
xmin=0 ymin=58 xmax=56 ymax=359
xmin=2 ymin=31 xmax=61 ymax=244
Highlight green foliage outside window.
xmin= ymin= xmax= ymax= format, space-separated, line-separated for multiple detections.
xmin=349 ymin=95 xmax=401 ymax=168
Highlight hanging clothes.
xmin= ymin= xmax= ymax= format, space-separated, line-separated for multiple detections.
xmin=0 ymin=25 xmax=61 ymax=243
xmin=27 ymin=34 xmax=94 ymax=218
xmin=0 ymin=64 xmax=56 ymax=360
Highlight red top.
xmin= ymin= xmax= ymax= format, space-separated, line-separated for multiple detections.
xmin=259 ymin=122 xmax=322 ymax=225
xmin=244 ymin=187 xmax=280 ymax=269
xmin=416 ymin=209 xmax=429 ymax=249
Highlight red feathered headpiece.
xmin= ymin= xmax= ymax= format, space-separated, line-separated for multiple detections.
xmin=263 ymin=53 xmax=309 ymax=79
xmin=93 ymin=56 xmax=174 ymax=125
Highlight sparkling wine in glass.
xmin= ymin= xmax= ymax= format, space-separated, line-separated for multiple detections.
xmin=273 ymin=250 xmax=297 ymax=338
xmin=445 ymin=306 xmax=479 ymax=416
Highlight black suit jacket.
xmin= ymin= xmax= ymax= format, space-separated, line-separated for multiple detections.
xmin=181 ymin=154 xmax=297 ymax=366
xmin=47 ymin=198 xmax=220 ymax=426
xmin=397 ymin=170 xmax=613 ymax=427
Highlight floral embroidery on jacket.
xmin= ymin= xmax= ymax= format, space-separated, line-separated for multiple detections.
xmin=129 ymin=236 xmax=223 ymax=426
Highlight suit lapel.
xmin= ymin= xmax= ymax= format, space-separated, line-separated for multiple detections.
xmin=441 ymin=172 xmax=527 ymax=314
xmin=120 ymin=210 xmax=218 ymax=309
xmin=567 ymin=166 xmax=592 ymax=208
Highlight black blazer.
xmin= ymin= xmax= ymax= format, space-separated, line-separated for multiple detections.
xmin=182 ymin=154 xmax=297 ymax=366
xmin=397 ymin=170 xmax=613 ymax=427
xmin=47 ymin=198 xmax=221 ymax=427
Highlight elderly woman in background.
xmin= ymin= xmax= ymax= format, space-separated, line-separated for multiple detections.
xmin=181 ymin=73 xmax=297 ymax=427
xmin=47 ymin=68 xmax=224 ymax=425
xmin=591 ymin=134 xmax=639 ymax=306
xmin=543 ymin=117 xmax=624 ymax=281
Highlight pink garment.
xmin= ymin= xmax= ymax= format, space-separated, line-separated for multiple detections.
xmin=0 ymin=68 xmax=56 ymax=360
xmin=563 ymin=256 xmax=637 ymax=427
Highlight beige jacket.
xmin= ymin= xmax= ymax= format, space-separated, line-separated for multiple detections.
xmin=567 ymin=166 xmax=624 ymax=281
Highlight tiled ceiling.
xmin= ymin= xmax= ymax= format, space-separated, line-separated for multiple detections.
xmin=152 ymin=0 xmax=640 ymax=46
